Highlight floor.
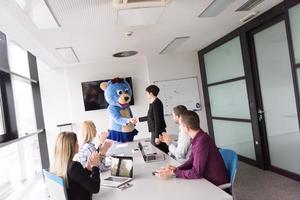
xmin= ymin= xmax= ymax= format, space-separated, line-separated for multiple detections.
xmin=233 ymin=162 xmax=300 ymax=200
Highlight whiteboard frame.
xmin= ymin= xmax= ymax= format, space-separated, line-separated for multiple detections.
xmin=153 ymin=76 xmax=202 ymax=116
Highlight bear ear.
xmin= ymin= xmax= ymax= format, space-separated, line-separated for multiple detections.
xmin=100 ymin=82 xmax=108 ymax=91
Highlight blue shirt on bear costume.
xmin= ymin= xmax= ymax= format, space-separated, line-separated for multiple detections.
xmin=100 ymin=78 xmax=138 ymax=142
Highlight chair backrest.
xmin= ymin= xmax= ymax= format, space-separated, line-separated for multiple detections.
xmin=219 ymin=149 xmax=238 ymax=186
xmin=43 ymin=169 xmax=68 ymax=200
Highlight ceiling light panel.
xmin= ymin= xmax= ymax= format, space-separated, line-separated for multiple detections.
xmin=160 ymin=36 xmax=190 ymax=54
xmin=198 ymin=0 xmax=235 ymax=18
xmin=56 ymin=47 xmax=79 ymax=64
xmin=14 ymin=0 xmax=60 ymax=29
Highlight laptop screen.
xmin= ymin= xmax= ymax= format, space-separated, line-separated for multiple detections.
xmin=110 ymin=156 xmax=133 ymax=178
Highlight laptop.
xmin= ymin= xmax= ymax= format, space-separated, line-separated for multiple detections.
xmin=138 ymin=141 xmax=165 ymax=163
xmin=101 ymin=156 xmax=133 ymax=188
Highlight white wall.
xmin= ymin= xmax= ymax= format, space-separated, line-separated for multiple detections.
xmin=38 ymin=58 xmax=150 ymax=154
xmin=146 ymin=51 xmax=208 ymax=135
xmin=37 ymin=60 xmax=73 ymax=153
xmin=64 ymin=58 xmax=150 ymax=140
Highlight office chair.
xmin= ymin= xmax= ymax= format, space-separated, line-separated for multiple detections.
xmin=43 ymin=169 xmax=68 ymax=200
xmin=218 ymin=149 xmax=238 ymax=195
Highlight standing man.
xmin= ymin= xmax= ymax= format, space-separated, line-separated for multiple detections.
xmin=156 ymin=111 xmax=228 ymax=186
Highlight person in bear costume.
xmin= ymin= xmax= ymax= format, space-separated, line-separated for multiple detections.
xmin=100 ymin=77 xmax=138 ymax=143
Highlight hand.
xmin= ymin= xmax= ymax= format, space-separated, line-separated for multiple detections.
xmin=129 ymin=117 xmax=138 ymax=125
xmin=160 ymin=133 xmax=172 ymax=145
xmin=99 ymin=139 xmax=113 ymax=156
xmin=167 ymin=164 xmax=176 ymax=171
xmin=88 ymin=152 xmax=100 ymax=168
xmin=99 ymin=131 xmax=109 ymax=145
xmin=155 ymin=138 xmax=161 ymax=145
xmin=155 ymin=166 xmax=174 ymax=179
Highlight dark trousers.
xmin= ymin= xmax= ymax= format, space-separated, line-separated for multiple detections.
xmin=151 ymin=132 xmax=169 ymax=154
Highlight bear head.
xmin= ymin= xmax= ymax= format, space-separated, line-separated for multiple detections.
xmin=100 ymin=77 xmax=132 ymax=108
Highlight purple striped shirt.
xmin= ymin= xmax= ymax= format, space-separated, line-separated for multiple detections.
xmin=174 ymin=129 xmax=228 ymax=186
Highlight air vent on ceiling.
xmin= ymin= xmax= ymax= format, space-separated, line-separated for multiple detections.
xmin=236 ymin=0 xmax=264 ymax=11
xmin=113 ymin=0 xmax=171 ymax=9
xmin=198 ymin=0 xmax=235 ymax=18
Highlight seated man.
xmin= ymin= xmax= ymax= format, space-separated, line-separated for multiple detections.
xmin=159 ymin=105 xmax=191 ymax=163
xmin=156 ymin=110 xmax=228 ymax=186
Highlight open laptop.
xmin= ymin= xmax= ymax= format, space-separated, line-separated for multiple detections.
xmin=101 ymin=156 xmax=133 ymax=188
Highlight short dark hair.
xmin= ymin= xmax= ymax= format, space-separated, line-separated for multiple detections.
xmin=173 ymin=105 xmax=187 ymax=117
xmin=180 ymin=110 xmax=200 ymax=130
xmin=145 ymin=85 xmax=160 ymax=96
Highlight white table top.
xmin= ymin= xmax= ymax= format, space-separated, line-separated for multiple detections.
xmin=93 ymin=139 xmax=232 ymax=200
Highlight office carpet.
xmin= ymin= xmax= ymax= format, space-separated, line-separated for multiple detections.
xmin=233 ymin=162 xmax=300 ymax=200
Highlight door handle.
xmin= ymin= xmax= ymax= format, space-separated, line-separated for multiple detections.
xmin=258 ymin=109 xmax=265 ymax=121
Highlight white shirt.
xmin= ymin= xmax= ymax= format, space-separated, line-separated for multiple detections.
xmin=168 ymin=126 xmax=191 ymax=163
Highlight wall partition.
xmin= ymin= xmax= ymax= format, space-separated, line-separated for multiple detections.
xmin=198 ymin=0 xmax=300 ymax=181
xmin=203 ymin=37 xmax=256 ymax=161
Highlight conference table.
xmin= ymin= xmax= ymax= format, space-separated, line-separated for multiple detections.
xmin=93 ymin=139 xmax=233 ymax=200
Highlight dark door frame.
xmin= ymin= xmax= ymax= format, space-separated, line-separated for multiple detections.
xmin=248 ymin=13 xmax=300 ymax=181
xmin=198 ymin=0 xmax=300 ymax=181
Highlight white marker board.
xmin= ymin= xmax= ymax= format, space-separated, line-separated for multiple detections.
xmin=154 ymin=77 xmax=201 ymax=115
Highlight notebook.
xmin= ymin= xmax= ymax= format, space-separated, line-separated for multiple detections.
xmin=101 ymin=156 xmax=133 ymax=188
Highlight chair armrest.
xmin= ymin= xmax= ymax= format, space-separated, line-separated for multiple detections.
xmin=218 ymin=183 xmax=231 ymax=190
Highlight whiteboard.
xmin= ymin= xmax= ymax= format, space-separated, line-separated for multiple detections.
xmin=154 ymin=77 xmax=201 ymax=115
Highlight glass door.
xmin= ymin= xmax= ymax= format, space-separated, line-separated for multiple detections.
xmin=250 ymin=18 xmax=300 ymax=175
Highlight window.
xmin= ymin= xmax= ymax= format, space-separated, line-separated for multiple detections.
xmin=289 ymin=3 xmax=300 ymax=64
xmin=0 ymin=135 xmax=42 ymax=200
xmin=11 ymin=77 xmax=37 ymax=137
xmin=7 ymin=41 xmax=30 ymax=78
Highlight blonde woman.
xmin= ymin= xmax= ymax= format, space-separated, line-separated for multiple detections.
xmin=50 ymin=132 xmax=100 ymax=200
xmin=78 ymin=120 xmax=112 ymax=172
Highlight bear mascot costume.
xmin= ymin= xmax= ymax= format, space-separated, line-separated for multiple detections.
xmin=100 ymin=77 xmax=138 ymax=143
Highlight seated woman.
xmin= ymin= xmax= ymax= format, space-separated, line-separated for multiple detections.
xmin=77 ymin=120 xmax=112 ymax=172
xmin=51 ymin=131 xmax=100 ymax=200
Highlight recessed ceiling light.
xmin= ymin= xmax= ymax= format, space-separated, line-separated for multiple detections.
xmin=14 ymin=0 xmax=60 ymax=29
xmin=124 ymin=31 xmax=134 ymax=37
xmin=113 ymin=51 xmax=138 ymax=58
xmin=56 ymin=47 xmax=79 ymax=64
xmin=198 ymin=0 xmax=235 ymax=18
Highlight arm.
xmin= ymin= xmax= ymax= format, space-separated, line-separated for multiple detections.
xmin=174 ymin=138 xmax=209 ymax=179
xmin=138 ymin=116 xmax=148 ymax=122
xmin=108 ymin=106 xmax=130 ymax=126
xmin=177 ymin=152 xmax=193 ymax=170
xmin=153 ymin=101 xmax=165 ymax=138
xmin=68 ymin=162 xmax=100 ymax=193
xmin=172 ymin=132 xmax=191 ymax=160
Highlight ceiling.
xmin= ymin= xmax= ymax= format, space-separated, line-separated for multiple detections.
xmin=0 ymin=0 xmax=284 ymax=67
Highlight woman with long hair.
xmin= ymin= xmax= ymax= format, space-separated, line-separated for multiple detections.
xmin=50 ymin=131 xmax=100 ymax=200
xmin=78 ymin=120 xmax=112 ymax=172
